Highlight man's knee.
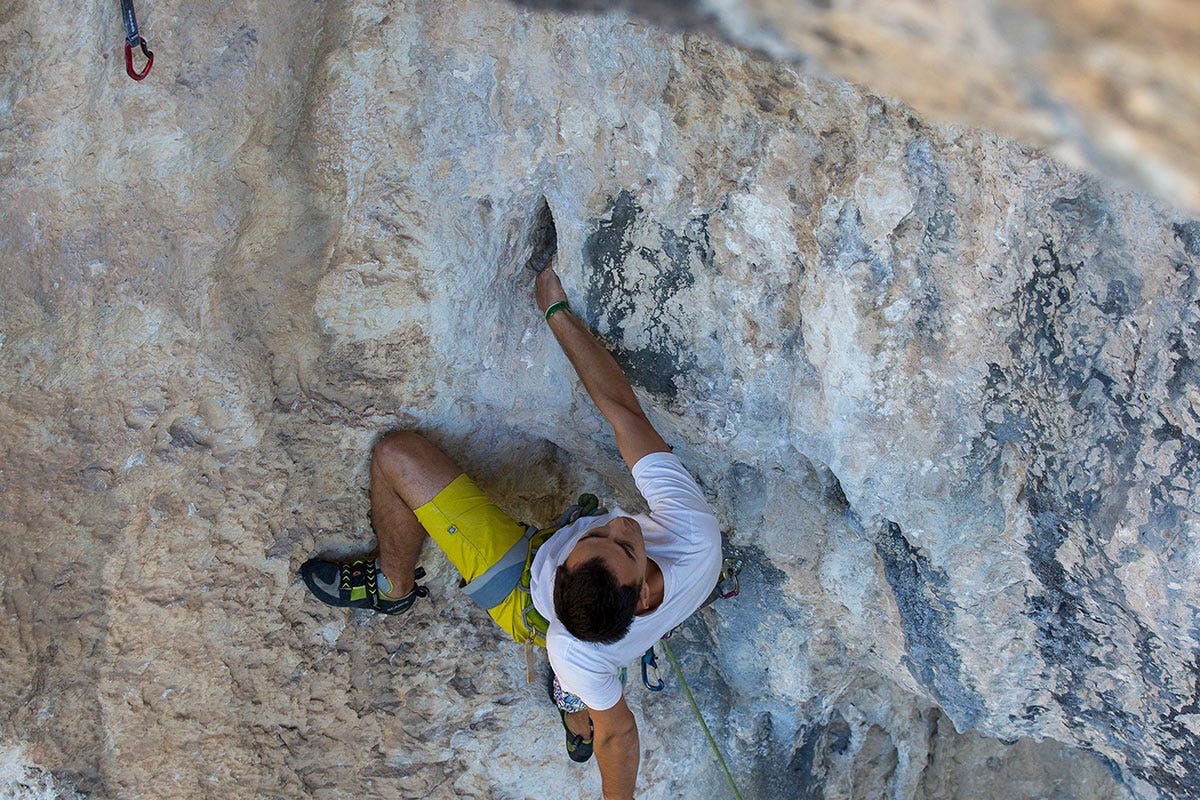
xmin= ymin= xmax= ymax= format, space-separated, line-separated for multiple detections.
xmin=372 ymin=431 xmax=427 ymax=477
xmin=371 ymin=430 xmax=462 ymax=507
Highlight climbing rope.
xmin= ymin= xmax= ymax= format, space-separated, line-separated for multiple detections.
xmin=660 ymin=640 xmax=745 ymax=800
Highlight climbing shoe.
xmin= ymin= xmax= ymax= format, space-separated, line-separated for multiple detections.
xmin=299 ymin=557 xmax=428 ymax=615
xmin=547 ymin=670 xmax=593 ymax=763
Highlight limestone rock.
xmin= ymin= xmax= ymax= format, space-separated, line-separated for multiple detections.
xmin=519 ymin=0 xmax=1200 ymax=213
xmin=0 ymin=0 xmax=1197 ymax=799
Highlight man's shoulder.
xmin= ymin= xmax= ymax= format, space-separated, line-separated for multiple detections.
xmin=630 ymin=449 xmax=683 ymax=476
xmin=633 ymin=452 xmax=713 ymax=505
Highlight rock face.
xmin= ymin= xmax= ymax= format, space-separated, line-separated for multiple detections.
xmin=518 ymin=0 xmax=1200 ymax=213
xmin=1 ymin=1 xmax=1197 ymax=799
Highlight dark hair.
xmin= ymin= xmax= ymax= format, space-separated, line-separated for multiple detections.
xmin=553 ymin=557 xmax=640 ymax=644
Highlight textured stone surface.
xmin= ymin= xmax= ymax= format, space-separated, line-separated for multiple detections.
xmin=0 ymin=744 xmax=86 ymax=800
xmin=518 ymin=0 xmax=1200 ymax=212
xmin=1 ymin=0 xmax=1197 ymax=799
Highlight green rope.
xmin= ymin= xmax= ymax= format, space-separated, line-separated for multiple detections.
xmin=660 ymin=640 xmax=745 ymax=800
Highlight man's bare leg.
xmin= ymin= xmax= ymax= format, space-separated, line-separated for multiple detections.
xmin=370 ymin=431 xmax=463 ymax=596
xmin=372 ymin=434 xmax=596 ymax=736
xmin=565 ymin=709 xmax=592 ymax=739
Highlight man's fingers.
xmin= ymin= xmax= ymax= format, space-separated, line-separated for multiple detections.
xmin=535 ymin=267 xmax=569 ymax=312
xmin=536 ymin=265 xmax=560 ymax=290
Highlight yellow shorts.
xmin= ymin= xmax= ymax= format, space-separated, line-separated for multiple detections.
xmin=412 ymin=473 xmax=537 ymax=643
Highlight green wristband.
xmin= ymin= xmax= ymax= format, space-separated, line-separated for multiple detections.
xmin=544 ymin=300 xmax=570 ymax=323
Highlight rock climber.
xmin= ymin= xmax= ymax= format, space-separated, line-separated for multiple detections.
xmin=300 ymin=262 xmax=723 ymax=800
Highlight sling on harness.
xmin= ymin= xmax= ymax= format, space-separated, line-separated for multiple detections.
xmin=120 ymin=0 xmax=154 ymax=80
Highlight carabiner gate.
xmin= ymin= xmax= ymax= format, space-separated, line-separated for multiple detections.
xmin=641 ymin=647 xmax=664 ymax=692
xmin=125 ymin=37 xmax=153 ymax=81
xmin=717 ymin=557 xmax=744 ymax=600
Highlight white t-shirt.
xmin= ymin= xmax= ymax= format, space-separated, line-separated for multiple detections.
xmin=529 ymin=451 xmax=722 ymax=711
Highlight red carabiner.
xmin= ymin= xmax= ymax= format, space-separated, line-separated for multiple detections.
xmin=125 ymin=37 xmax=153 ymax=81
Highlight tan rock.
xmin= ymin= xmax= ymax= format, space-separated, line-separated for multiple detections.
xmin=1 ymin=0 xmax=1195 ymax=799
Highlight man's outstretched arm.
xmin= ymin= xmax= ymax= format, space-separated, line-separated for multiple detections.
xmin=536 ymin=265 xmax=670 ymax=470
xmin=589 ymin=697 xmax=640 ymax=800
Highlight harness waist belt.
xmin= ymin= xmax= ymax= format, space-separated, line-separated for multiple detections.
xmin=460 ymin=494 xmax=605 ymax=646
xmin=461 ymin=524 xmax=537 ymax=610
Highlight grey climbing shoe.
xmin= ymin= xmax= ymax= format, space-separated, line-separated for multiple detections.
xmin=300 ymin=558 xmax=428 ymax=615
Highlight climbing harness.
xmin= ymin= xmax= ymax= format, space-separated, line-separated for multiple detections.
xmin=518 ymin=493 xmax=604 ymax=681
xmin=457 ymin=493 xmax=606 ymax=681
xmin=517 ymin=493 xmax=604 ymax=645
xmin=120 ymin=0 xmax=154 ymax=80
xmin=482 ymin=491 xmax=747 ymax=798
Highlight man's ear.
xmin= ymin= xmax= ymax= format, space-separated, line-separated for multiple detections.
xmin=635 ymin=579 xmax=652 ymax=615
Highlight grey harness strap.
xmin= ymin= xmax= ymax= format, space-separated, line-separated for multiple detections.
xmin=461 ymin=525 xmax=538 ymax=610
xmin=460 ymin=494 xmax=606 ymax=612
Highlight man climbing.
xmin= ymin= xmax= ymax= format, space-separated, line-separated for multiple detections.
xmin=300 ymin=259 xmax=722 ymax=800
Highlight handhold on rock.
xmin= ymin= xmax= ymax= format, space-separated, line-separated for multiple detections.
xmin=525 ymin=196 xmax=558 ymax=273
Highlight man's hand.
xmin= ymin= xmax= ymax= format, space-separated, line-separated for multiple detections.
xmin=535 ymin=261 xmax=569 ymax=314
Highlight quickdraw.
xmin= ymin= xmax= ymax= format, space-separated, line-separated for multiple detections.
xmin=641 ymin=647 xmax=664 ymax=691
xmin=640 ymin=556 xmax=745 ymax=692
xmin=120 ymin=0 xmax=154 ymax=80
xmin=716 ymin=557 xmax=745 ymax=599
